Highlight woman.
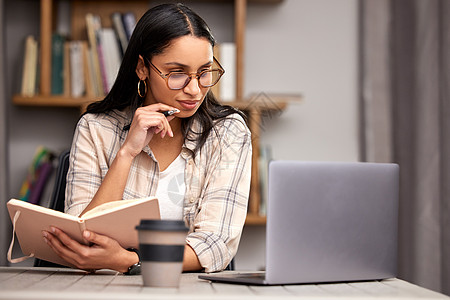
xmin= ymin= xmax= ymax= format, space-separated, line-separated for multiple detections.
xmin=42 ymin=3 xmax=252 ymax=274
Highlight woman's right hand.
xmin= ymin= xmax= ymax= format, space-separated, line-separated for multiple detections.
xmin=121 ymin=104 xmax=179 ymax=158
xmin=79 ymin=103 xmax=180 ymax=216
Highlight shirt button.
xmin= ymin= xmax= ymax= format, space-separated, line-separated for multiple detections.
xmin=189 ymin=197 xmax=195 ymax=203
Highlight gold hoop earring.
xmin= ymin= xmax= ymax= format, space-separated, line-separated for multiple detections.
xmin=137 ymin=79 xmax=147 ymax=98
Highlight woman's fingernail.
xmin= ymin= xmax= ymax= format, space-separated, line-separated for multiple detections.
xmin=43 ymin=237 xmax=48 ymax=244
xmin=50 ymin=227 xmax=56 ymax=233
xmin=83 ymin=231 xmax=90 ymax=239
xmin=169 ymin=131 xmax=174 ymax=138
xmin=42 ymin=231 xmax=48 ymax=238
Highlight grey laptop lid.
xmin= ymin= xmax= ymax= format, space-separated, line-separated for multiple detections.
xmin=266 ymin=161 xmax=398 ymax=284
xmin=199 ymin=161 xmax=399 ymax=285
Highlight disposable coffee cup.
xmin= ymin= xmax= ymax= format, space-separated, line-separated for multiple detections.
xmin=136 ymin=219 xmax=188 ymax=287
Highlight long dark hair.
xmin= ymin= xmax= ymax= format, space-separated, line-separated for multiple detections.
xmin=85 ymin=3 xmax=245 ymax=153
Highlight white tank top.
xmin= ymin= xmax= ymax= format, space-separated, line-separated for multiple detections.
xmin=155 ymin=154 xmax=186 ymax=220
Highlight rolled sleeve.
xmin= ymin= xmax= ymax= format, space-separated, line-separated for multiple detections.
xmin=186 ymin=115 xmax=252 ymax=272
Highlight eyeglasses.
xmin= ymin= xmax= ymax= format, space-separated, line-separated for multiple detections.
xmin=146 ymin=57 xmax=225 ymax=90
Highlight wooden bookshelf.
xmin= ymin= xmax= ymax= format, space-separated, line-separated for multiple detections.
xmin=245 ymin=214 xmax=267 ymax=226
xmin=14 ymin=0 xmax=298 ymax=226
xmin=13 ymin=95 xmax=100 ymax=107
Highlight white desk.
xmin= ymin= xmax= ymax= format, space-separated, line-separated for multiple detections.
xmin=0 ymin=267 xmax=448 ymax=300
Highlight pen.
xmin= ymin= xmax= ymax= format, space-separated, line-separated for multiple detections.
xmin=162 ymin=109 xmax=180 ymax=117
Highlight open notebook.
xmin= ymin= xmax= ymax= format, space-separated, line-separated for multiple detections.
xmin=7 ymin=197 xmax=160 ymax=267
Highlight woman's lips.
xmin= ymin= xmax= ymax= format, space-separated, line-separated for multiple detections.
xmin=178 ymin=100 xmax=199 ymax=110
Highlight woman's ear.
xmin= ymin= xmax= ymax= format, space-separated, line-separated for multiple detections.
xmin=136 ymin=55 xmax=149 ymax=80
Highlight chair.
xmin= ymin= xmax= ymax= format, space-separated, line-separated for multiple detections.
xmin=47 ymin=150 xmax=70 ymax=212
xmin=34 ymin=150 xmax=70 ymax=268
xmin=224 ymin=258 xmax=235 ymax=271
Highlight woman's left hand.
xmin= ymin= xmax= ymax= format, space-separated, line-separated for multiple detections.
xmin=42 ymin=227 xmax=137 ymax=273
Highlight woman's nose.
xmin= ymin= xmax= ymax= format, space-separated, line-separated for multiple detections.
xmin=183 ymin=76 xmax=201 ymax=96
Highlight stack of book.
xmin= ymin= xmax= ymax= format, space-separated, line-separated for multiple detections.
xmin=21 ymin=12 xmax=136 ymax=98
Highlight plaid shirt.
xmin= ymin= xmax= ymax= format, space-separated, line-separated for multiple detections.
xmin=65 ymin=109 xmax=252 ymax=272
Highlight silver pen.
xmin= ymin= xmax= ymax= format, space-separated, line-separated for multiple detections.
xmin=162 ymin=109 xmax=180 ymax=117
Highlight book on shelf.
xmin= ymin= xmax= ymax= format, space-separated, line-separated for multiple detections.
xmin=18 ymin=146 xmax=55 ymax=206
xmin=87 ymin=46 xmax=101 ymax=97
xmin=69 ymin=41 xmax=85 ymax=97
xmin=63 ymin=41 xmax=71 ymax=96
xmin=99 ymin=28 xmax=122 ymax=93
xmin=258 ymin=145 xmax=272 ymax=216
xmin=111 ymin=12 xmax=128 ymax=55
xmin=55 ymin=0 xmax=70 ymax=37
xmin=91 ymin=14 xmax=110 ymax=95
xmin=81 ymin=41 xmax=95 ymax=97
xmin=7 ymin=196 xmax=160 ymax=267
xmin=85 ymin=13 xmax=104 ymax=97
xmin=122 ymin=12 xmax=137 ymax=41
xmin=214 ymin=42 xmax=236 ymax=102
xmin=51 ymin=33 xmax=65 ymax=95
xmin=211 ymin=44 xmax=221 ymax=99
xmin=20 ymin=35 xmax=39 ymax=97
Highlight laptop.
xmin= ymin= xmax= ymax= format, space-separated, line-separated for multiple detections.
xmin=199 ymin=161 xmax=399 ymax=285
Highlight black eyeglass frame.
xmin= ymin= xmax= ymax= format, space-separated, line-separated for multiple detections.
xmin=145 ymin=57 xmax=225 ymax=90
